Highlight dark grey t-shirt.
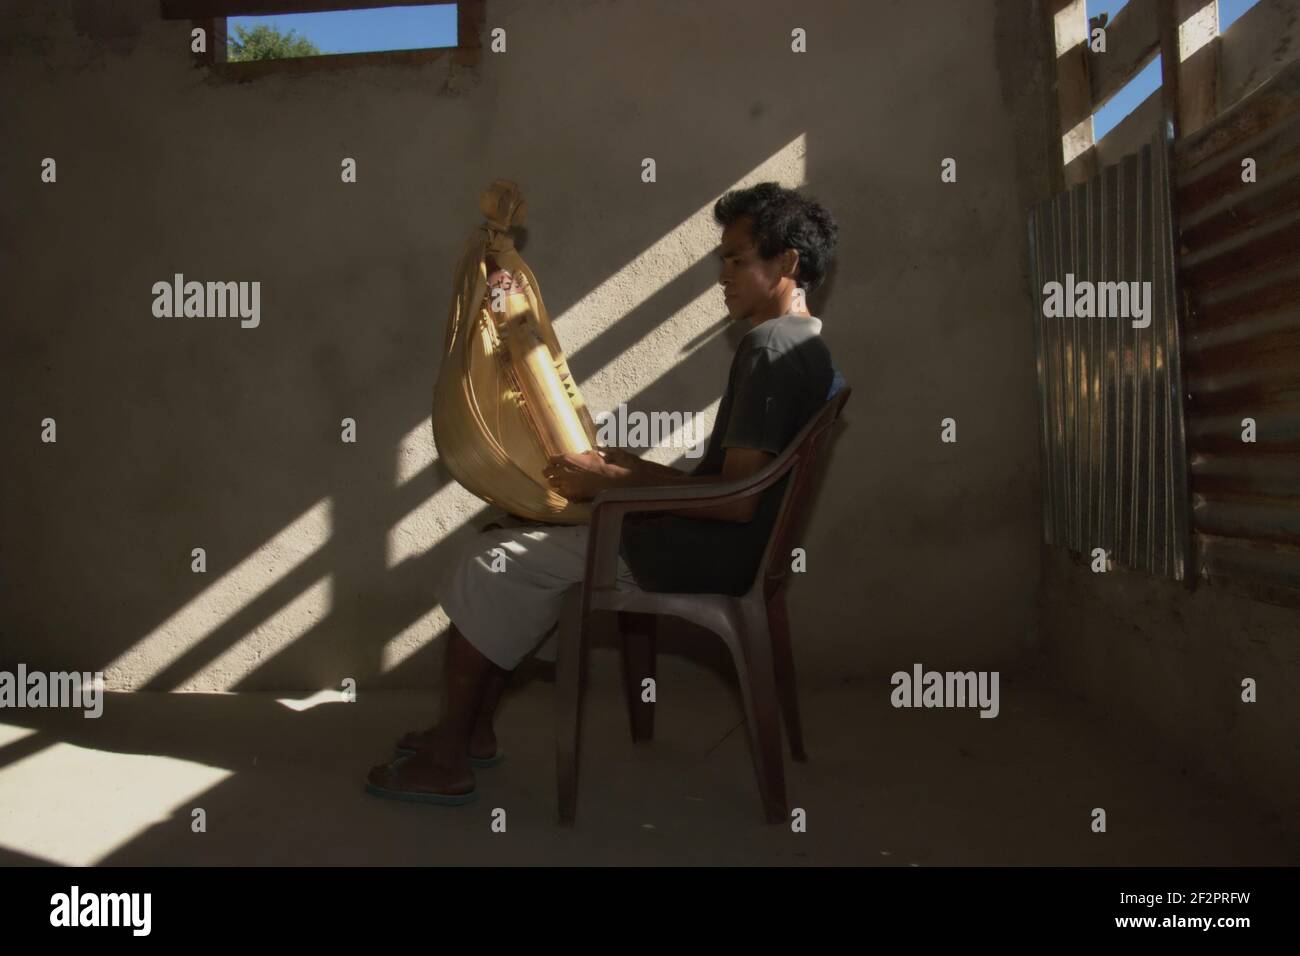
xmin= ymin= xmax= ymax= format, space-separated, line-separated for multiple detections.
xmin=619 ymin=314 xmax=841 ymax=596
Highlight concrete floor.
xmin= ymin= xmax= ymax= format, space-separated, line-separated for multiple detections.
xmin=0 ymin=650 xmax=1294 ymax=866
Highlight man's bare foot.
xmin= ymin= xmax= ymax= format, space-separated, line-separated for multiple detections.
xmin=366 ymin=747 xmax=475 ymax=799
xmin=397 ymin=725 xmax=498 ymax=760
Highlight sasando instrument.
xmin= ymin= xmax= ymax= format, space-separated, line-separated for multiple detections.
xmin=432 ymin=180 xmax=598 ymax=524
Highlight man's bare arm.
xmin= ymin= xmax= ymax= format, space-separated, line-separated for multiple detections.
xmin=589 ymin=447 xmax=774 ymax=522
xmin=597 ymin=447 xmax=689 ymax=483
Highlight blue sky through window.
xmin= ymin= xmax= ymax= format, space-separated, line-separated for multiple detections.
xmin=1088 ymin=0 xmax=1260 ymax=140
xmin=228 ymin=3 xmax=459 ymax=55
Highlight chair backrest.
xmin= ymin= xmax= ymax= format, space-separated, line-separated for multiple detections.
xmin=750 ymin=385 xmax=851 ymax=599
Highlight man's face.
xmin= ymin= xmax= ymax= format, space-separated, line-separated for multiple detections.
xmin=717 ymin=217 xmax=795 ymax=323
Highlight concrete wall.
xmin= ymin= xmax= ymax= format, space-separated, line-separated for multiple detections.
xmin=1038 ymin=549 xmax=1300 ymax=819
xmin=1 ymin=0 xmax=1054 ymax=692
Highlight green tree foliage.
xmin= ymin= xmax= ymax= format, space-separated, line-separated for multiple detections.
xmin=227 ymin=24 xmax=322 ymax=62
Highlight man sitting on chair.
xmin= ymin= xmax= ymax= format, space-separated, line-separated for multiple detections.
xmin=365 ymin=181 xmax=843 ymax=805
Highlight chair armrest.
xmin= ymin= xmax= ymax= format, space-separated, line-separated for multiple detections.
xmin=590 ymin=457 xmax=797 ymax=512
xmin=580 ymin=455 xmax=801 ymax=594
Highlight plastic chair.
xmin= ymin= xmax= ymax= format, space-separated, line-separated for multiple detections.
xmin=555 ymin=386 xmax=851 ymax=825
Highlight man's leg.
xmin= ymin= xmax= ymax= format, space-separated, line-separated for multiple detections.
xmin=470 ymin=665 xmax=509 ymax=757
xmin=366 ymin=625 xmax=490 ymax=795
xmin=401 ymin=631 xmax=509 ymax=759
xmin=368 ymin=522 xmax=639 ymax=798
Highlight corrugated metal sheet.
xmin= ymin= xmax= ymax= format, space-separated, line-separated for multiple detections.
xmin=1175 ymin=57 xmax=1300 ymax=606
xmin=1028 ymin=124 xmax=1192 ymax=579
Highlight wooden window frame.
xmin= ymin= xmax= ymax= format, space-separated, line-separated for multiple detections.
xmin=1044 ymin=0 xmax=1223 ymax=188
xmin=160 ymin=0 xmax=484 ymax=78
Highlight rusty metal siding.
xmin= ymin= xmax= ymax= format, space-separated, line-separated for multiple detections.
xmin=1175 ymin=58 xmax=1300 ymax=606
xmin=1029 ymin=125 xmax=1192 ymax=580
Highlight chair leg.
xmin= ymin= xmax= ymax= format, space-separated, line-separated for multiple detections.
xmin=555 ymin=587 xmax=587 ymax=827
xmin=731 ymin=600 xmax=788 ymax=825
xmin=767 ymin=589 xmax=807 ymax=762
xmin=620 ymin=612 xmax=657 ymax=743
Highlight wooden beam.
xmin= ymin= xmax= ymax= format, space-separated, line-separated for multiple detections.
xmin=211 ymin=45 xmax=460 ymax=80
xmin=457 ymin=0 xmax=483 ymax=50
xmin=1037 ymin=0 xmax=1068 ymax=196
xmin=1157 ymin=0 xmax=1220 ymax=140
xmin=161 ymin=0 xmax=445 ymax=19
xmin=1087 ymin=0 xmax=1159 ymax=112
xmin=1175 ymin=0 xmax=1219 ymax=137
xmin=191 ymin=16 xmax=228 ymax=64
xmin=1156 ymin=0 xmax=1183 ymax=139
xmin=1054 ymin=0 xmax=1098 ymax=185
xmin=213 ymin=14 xmax=228 ymax=62
xmin=1063 ymin=144 xmax=1099 ymax=184
xmin=166 ymin=0 xmax=482 ymax=65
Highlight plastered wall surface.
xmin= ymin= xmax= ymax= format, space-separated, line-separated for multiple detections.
xmin=1 ymin=0 xmax=1053 ymax=692
xmin=1038 ymin=548 xmax=1300 ymax=819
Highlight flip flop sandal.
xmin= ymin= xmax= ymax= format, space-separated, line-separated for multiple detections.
xmin=394 ymin=732 xmax=505 ymax=768
xmin=393 ymin=744 xmax=505 ymax=768
xmin=363 ymin=755 xmax=478 ymax=807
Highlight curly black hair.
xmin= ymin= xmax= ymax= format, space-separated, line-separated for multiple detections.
xmin=713 ymin=182 xmax=839 ymax=293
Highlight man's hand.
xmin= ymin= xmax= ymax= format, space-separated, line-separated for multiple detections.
xmin=543 ymin=450 xmax=615 ymax=501
xmin=598 ymin=446 xmax=688 ymax=483
xmin=542 ymin=444 xmax=772 ymax=520
xmin=596 ymin=446 xmax=643 ymax=471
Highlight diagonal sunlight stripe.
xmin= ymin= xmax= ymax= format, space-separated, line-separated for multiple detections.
xmin=559 ymin=134 xmax=808 ymax=373
xmin=578 ymin=283 xmax=746 ymax=407
xmin=1062 ymin=115 xmax=1095 ymax=166
xmin=180 ymin=575 xmax=332 ymax=691
xmin=396 ymin=417 xmax=435 ymax=487
xmin=1053 ymin=0 xmax=1086 ymax=58
xmin=1178 ymin=2 xmax=1217 ymax=62
xmin=103 ymin=499 xmax=333 ymax=691
xmin=0 ymin=725 xmax=37 ymax=749
xmin=387 ymin=475 xmax=487 ymax=568
xmin=0 ymin=735 xmax=230 ymax=866
xmin=381 ymin=605 xmax=450 ymax=672
xmin=659 ymin=396 xmax=721 ymax=462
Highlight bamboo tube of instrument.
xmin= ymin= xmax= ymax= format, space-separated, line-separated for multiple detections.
xmin=490 ymin=272 xmax=592 ymax=459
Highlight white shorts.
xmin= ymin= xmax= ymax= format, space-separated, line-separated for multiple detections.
xmin=438 ymin=517 xmax=642 ymax=670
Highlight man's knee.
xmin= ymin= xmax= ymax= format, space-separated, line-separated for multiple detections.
xmin=466 ymin=526 xmax=523 ymax=567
